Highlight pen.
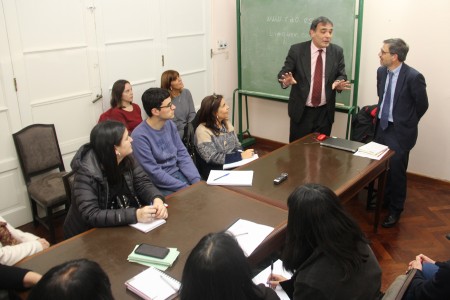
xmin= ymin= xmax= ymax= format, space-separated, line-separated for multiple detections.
xmin=233 ymin=232 xmax=248 ymax=237
xmin=270 ymin=259 xmax=274 ymax=278
xmin=267 ymin=259 xmax=274 ymax=288
xmin=213 ymin=173 xmax=230 ymax=181
xmin=160 ymin=275 xmax=178 ymax=292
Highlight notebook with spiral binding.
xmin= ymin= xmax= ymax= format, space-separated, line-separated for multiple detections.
xmin=125 ymin=266 xmax=180 ymax=300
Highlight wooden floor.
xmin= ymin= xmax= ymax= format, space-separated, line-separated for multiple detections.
xmin=18 ymin=137 xmax=450 ymax=291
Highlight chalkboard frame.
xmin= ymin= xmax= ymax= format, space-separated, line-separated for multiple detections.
xmin=236 ymin=0 xmax=364 ymax=110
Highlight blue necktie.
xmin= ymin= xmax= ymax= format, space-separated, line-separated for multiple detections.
xmin=380 ymin=71 xmax=393 ymax=130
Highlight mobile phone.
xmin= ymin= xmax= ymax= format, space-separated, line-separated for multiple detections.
xmin=135 ymin=243 xmax=169 ymax=259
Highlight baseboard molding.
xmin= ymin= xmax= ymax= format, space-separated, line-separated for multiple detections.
xmin=245 ymin=135 xmax=286 ymax=149
xmin=407 ymin=172 xmax=450 ymax=188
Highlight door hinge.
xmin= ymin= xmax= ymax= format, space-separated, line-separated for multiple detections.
xmin=162 ymin=55 xmax=165 ymax=67
xmin=13 ymin=78 xmax=18 ymax=91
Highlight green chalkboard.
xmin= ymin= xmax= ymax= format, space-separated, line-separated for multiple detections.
xmin=237 ymin=0 xmax=361 ymax=107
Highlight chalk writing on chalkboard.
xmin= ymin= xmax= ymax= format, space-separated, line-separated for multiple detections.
xmin=239 ymin=0 xmax=358 ymax=106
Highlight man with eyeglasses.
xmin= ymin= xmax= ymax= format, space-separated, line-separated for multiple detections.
xmin=131 ymin=88 xmax=200 ymax=196
xmin=375 ymin=38 xmax=428 ymax=228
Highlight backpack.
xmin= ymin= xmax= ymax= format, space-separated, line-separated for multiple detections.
xmin=350 ymin=104 xmax=378 ymax=143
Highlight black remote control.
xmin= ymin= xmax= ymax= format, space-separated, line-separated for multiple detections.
xmin=274 ymin=172 xmax=288 ymax=185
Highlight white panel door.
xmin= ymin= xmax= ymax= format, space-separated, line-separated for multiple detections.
xmin=0 ymin=0 xmax=102 ymax=224
xmin=95 ymin=0 xmax=211 ymax=112
xmin=161 ymin=0 xmax=211 ymax=108
xmin=0 ymin=0 xmax=31 ymax=225
xmin=94 ymin=0 xmax=162 ymax=112
xmin=3 ymin=0 xmax=102 ymax=157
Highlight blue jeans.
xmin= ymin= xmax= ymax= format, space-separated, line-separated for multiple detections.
xmin=157 ymin=171 xmax=189 ymax=196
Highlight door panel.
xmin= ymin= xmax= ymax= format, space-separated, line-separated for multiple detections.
xmin=95 ymin=0 xmax=161 ymax=112
xmin=0 ymin=0 xmax=31 ymax=225
xmin=1 ymin=0 xmax=101 ymax=224
xmin=162 ymin=0 xmax=211 ymax=108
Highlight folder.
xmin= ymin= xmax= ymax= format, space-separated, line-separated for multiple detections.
xmin=127 ymin=246 xmax=180 ymax=271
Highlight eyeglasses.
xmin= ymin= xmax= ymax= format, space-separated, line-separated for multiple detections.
xmin=159 ymin=102 xmax=173 ymax=109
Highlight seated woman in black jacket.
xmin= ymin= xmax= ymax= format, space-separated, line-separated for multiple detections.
xmin=63 ymin=120 xmax=167 ymax=238
xmin=268 ymin=184 xmax=382 ymax=300
xmin=180 ymin=231 xmax=279 ymax=300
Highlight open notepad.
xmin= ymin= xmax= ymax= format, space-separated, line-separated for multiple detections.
xmin=226 ymin=219 xmax=274 ymax=256
xmin=125 ymin=266 xmax=180 ymax=300
xmin=129 ymin=219 xmax=166 ymax=233
xmin=206 ymin=170 xmax=254 ymax=186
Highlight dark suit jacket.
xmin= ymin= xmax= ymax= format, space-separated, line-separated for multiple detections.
xmin=278 ymin=40 xmax=347 ymax=124
xmin=375 ymin=63 xmax=428 ymax=151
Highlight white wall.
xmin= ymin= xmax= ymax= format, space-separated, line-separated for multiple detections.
xmin=212 ymin=0 xmax=450 ymax=181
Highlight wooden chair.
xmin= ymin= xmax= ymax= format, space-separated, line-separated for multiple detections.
xmin=62 ymin=170 xmax=75 ymax=209
xmin=13 ymin=124 xmax=68 ymax=243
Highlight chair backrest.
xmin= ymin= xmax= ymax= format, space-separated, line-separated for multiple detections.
xmin=382 ymin=268 xmax=417 ymax=300
xmin=13 ymin=124 xmax=65 ymax=183
xmin=62 ymin=170 xmax=75 ymax=208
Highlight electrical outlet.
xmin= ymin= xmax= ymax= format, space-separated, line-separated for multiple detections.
xmin=217 ymin=40 xmax=228 ymax=50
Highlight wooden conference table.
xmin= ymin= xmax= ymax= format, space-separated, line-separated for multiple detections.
xmin=17 ymin=182 xmax=287 ymax=299
xmin=226 ymin=133 xmax=394 ymax=232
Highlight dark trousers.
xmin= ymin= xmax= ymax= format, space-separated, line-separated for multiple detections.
xmin=374 ymin=122 xmax=410 ymax=215
xmin=289 ymin=106 xmax=331 ymax=143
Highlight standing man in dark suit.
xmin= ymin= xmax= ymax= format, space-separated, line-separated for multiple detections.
xmin=278 ymin=16 xmax=351 ymax=142
xmin=375 ymin=38 xmax=429 ymax=228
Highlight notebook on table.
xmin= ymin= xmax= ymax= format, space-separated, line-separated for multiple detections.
xmin=129 ymin=219 xmax=166 ymax=233
xmin=320 ymin=137 xmax=365 ymax=153
xmin=125 ymin=266 xmax=180 ymax=300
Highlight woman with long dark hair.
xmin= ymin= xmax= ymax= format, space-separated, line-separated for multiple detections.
xmin=180 ymin=231 xmax=279 ymax=300
xmin=63 ymin=120 xmax=167 ymax=238
xmin=269 ymin=184 xmax=382 ymax=299
xmin=98 ymin=79 xmax=142 ymax=133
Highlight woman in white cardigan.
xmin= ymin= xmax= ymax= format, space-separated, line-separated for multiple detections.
xmin=0 ymin=216 xmax=49 ymax=265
